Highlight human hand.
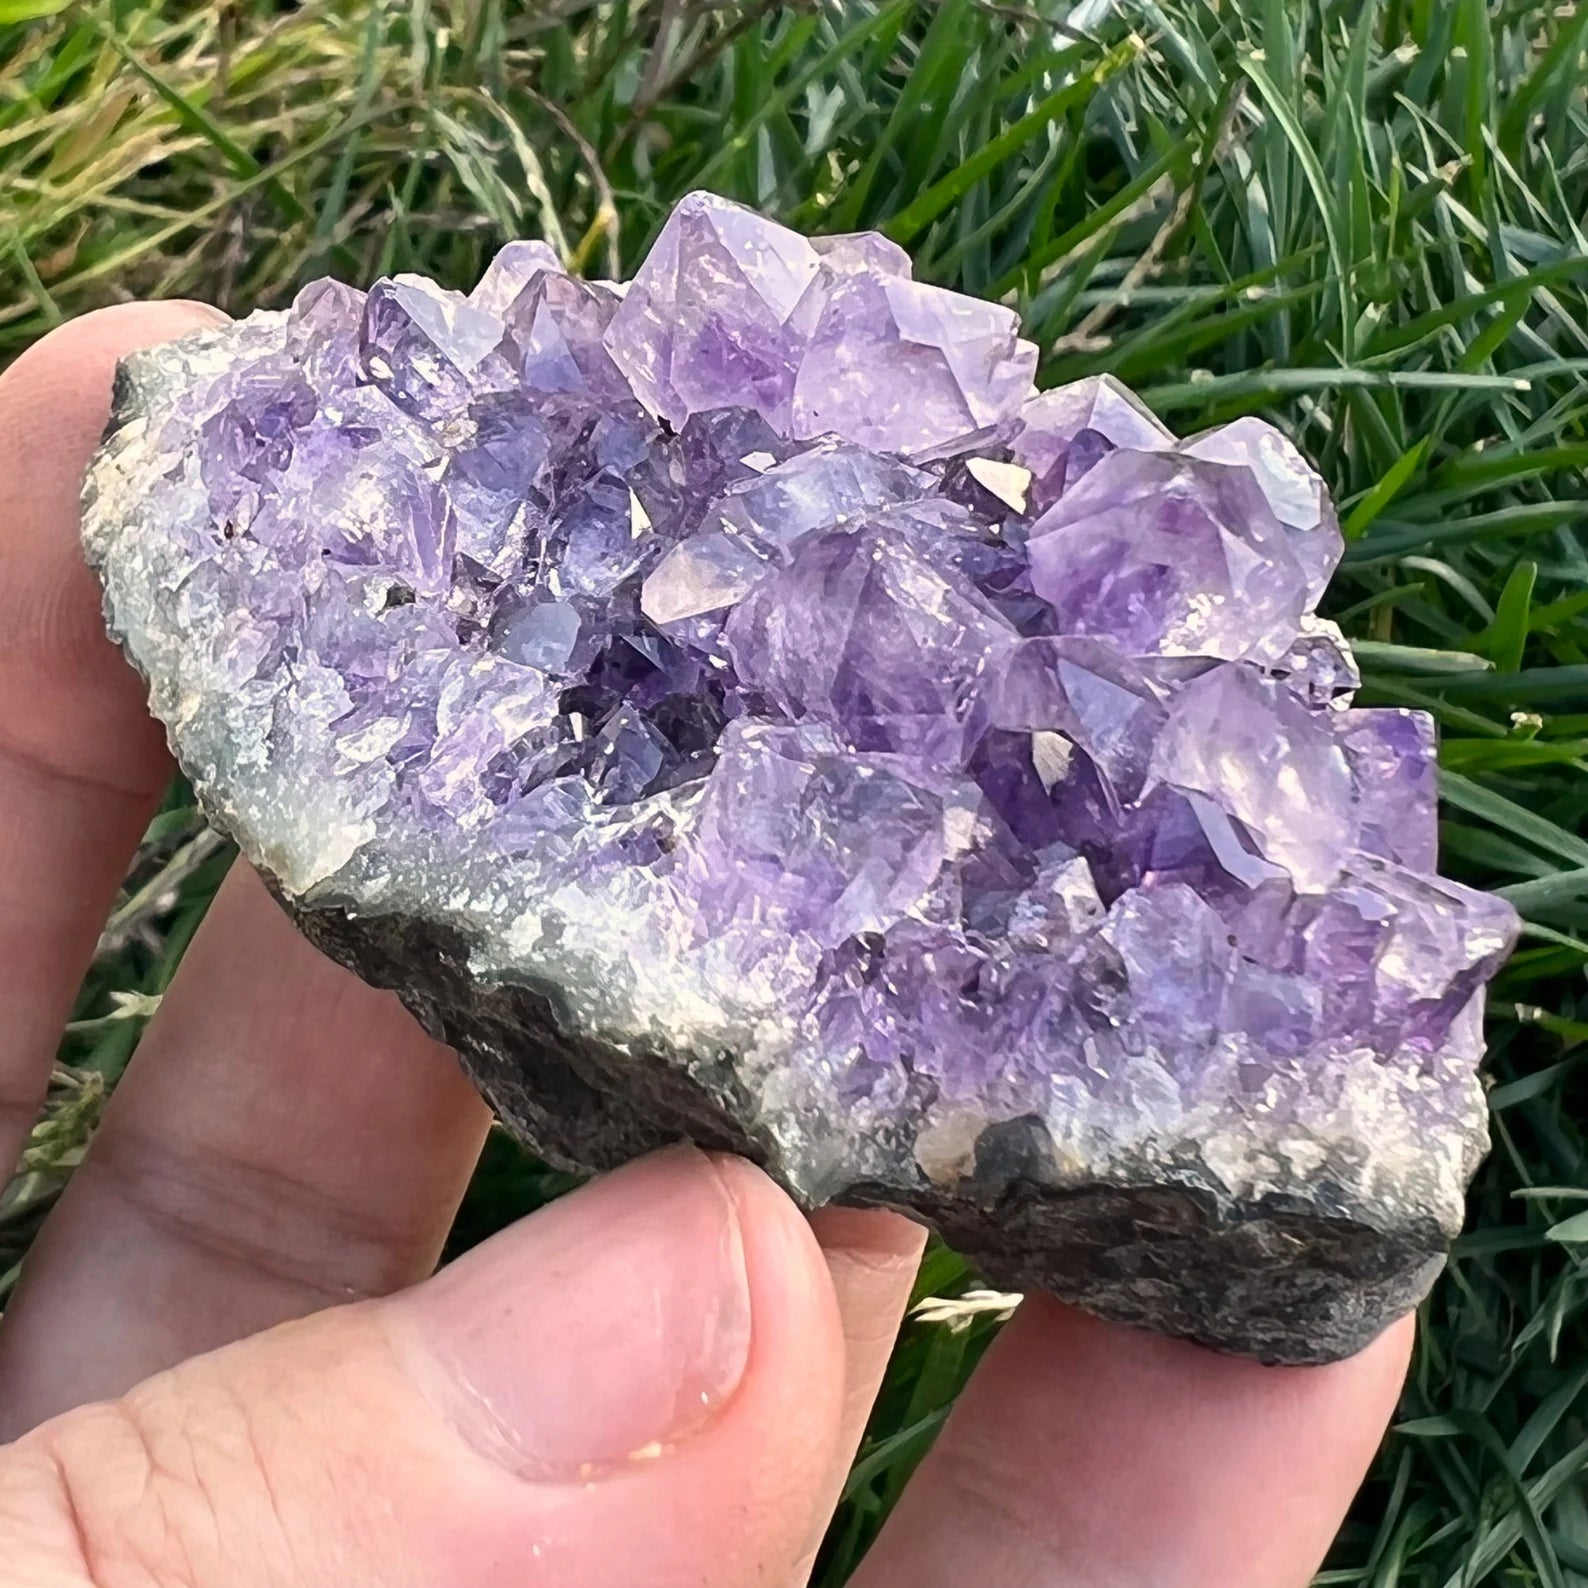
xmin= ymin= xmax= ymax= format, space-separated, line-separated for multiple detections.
xmin=0 ymin=302 xmax=1411 ymax=1587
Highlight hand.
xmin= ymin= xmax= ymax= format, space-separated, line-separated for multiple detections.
xmin=0 ymin=303 xmax=1411 ymax=1587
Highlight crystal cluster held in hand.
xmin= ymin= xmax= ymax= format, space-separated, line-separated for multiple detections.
xmin=83 ymin=191 xmax=1519 ymax=1362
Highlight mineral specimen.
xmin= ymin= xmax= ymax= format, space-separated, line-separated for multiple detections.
xmin=82 ymin=190 xmax=1519 ymax=1363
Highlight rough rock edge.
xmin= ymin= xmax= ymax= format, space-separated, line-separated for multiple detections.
xmin=90 ymin=350 xmax=1451 ymax=1368
xmin=282 ymin=892 xmax=1444 ymax=1365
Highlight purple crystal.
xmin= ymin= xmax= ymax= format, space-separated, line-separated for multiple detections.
xmin=1011 ymin=374 xmax=1174 ymax=514
xmin=788 ymin=271 xmax=1037 ymax=454
xmin=606 ymin=190 xmax=1037 ymax=455
xmin=83 ymin=190 xmax=1519 ymax=1363
xmin=1024 ymin=449 xmax=1324 ymax=663
xmin=606 ymin=191 xmax=821 ymax=429
xmin=1182 ymin=416 xmax=1341 ymax=601
xmin=1339 ymin=707 xmax=1439 ymax=871
xmin=468 ymin=238 xmax=561 ymax=315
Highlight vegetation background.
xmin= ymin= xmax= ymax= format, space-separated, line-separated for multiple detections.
xmin=3 ymin=0 xmax=1587 ymax=1580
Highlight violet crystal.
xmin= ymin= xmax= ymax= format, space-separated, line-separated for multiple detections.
xmin=83 ymin=191 xmax=1518 ymax=1362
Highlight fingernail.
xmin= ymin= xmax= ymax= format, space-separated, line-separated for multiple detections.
xmin=395 ymin=1145 xmax=752 ymax=1481
xmin=810 ymin=1205 xmax=928 ymax=1264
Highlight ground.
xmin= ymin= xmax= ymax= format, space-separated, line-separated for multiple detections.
xmin=2 ymin=2 xmax=1586 ymax=1581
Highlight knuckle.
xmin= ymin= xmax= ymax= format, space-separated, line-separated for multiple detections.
xmin=81 ymin=1120 xmax=428 ymax=1306
xmin=3 ymin=1399 xmax=181 ymax=1588
xmin=4 ymin=1372 xmax=298 ymax=1588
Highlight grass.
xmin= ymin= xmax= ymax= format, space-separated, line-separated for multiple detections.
xmin=3 ymin=0 xmax=1587 ymax=1579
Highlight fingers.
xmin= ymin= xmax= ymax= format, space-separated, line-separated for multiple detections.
xmin=0 ymin=864 xmax=492 ymax=1438
xmin=0 ymin=1148 xmax=848 ymax=1588
xmin=795 ymin=1209 xmax=926 ymax=1581
xmin=851 ymin=1295 xmax=1412 ymax=1588
xmin=0 ymin=302 xmax=224 ymax=1173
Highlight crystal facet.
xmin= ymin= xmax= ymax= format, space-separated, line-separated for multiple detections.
xmin=82 ymin=191 xmax=1518 ymax=1363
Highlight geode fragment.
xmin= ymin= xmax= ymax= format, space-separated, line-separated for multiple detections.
xmin=82 ymin=191 xmax=1519 ymax=1363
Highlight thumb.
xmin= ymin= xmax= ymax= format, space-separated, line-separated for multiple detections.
xmin=0 ymin=1147 xmax=847 ymax=1586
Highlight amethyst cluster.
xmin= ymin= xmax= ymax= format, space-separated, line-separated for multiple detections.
xmin=83 ymin=192 xmax=1518 ymax=1361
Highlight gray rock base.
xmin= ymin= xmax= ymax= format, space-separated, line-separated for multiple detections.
xmin=285 ymin=891 xmax=1442 ymax=1365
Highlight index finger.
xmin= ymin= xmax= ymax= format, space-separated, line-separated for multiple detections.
xmin=851 ymin=1296 xmax=1412 ymax=1587
xmin=0 ymin=302 xmax=223 ymax=1170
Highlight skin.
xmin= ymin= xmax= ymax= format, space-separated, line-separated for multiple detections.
xmin=0 ymin=301 xmax=1413 ymax=1587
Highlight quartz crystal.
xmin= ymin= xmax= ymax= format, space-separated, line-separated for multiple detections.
xmin=83 ymin=190 xmax=1519 ymax=1362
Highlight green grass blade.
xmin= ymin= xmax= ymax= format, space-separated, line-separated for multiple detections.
xmin=883 ymin=40 xmax=1121 ymax=247
xmin=1484 ymin=561 xmax=1539 ymax=674
xmin=1237 ymin=48 xmax=1352 ymax=356
xmin=1441 ymin=772 xmax=1588 ymax=868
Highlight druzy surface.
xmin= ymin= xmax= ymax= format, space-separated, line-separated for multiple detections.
xmin=83 ymin=191 xmax=1519 ymax=1361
